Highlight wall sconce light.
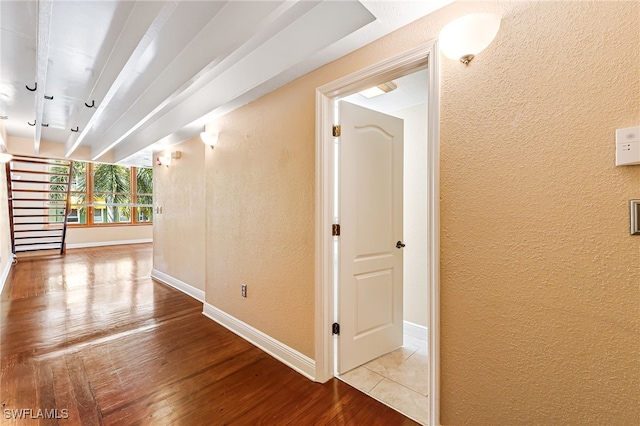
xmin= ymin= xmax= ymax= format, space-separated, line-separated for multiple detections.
xmin=439 ymin=13 xmax=501 ymax=65
xmin=156 ymin=155 xmax=171 ymax=167
xmin=201 ymin=131 xmax=219 ymax=149
xmin=156 ymin=151 xmax=181 ymax=167
xmin=0 ymin=152 xmax=13 ymax=163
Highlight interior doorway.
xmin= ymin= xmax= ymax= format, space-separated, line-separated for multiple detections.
xmin=335 ymin=68 xmax=429 ymax=424
xmin=314 ymin=41 xmax=441 ymax=426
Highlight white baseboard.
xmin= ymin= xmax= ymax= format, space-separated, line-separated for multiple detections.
xmin=150 ymin=269 xmax=205 ymax=303
xmin=203 ymin=302 xmax=315 ymax=380
xmin=404 ymin=320 xmax=428 ymax=341
xmin=0 ymin=255 xmax=13 ymax=296
xmin=66 ymin=238 xmax=153 ymax=249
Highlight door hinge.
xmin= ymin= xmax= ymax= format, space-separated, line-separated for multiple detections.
xmin=332 ymin=125 xmax=341 ymax=137
xmin=332 ymin=322 xmax=340 ymax=335
xmin=332 ymin=223 xmax=340 ymax=236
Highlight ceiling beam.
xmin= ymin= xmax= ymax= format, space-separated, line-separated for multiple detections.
xmin=33 ymin=0 xmax=53 ymax=155
xmin=65 ymin=0 xmax=178 ymax=159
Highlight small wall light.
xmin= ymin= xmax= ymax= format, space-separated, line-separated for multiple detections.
xmin=0 ymin=152 xmax=13 ymax=163
xmin=156 ymin=155 xmax=171 ymax=167
xmin=201 ymin=131 xmax=218 ymax=149
xmin=156 ymin=151 xmax=181 ymax=167
xmin=439 ymin=13 xmax=501 ymax=65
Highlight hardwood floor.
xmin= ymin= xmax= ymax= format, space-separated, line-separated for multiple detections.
xmin=0 ymin=244 xmax=417 ymax=425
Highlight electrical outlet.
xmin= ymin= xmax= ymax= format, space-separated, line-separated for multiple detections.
xmin=241 ymin=283 xmax=247 ymax=298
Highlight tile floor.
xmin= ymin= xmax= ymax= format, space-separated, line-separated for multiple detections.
xmin=338 ymin=335 xmax=428 ymax=425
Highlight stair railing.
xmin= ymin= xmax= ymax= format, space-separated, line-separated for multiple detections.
xmin=5 ymin=161 xmax=16 ymax=254
xmin=60 ymin=160 xmax=74 ymax=254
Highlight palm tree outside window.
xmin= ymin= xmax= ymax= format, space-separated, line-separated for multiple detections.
xmin=49 ymin=161 xmax=153 ymax=226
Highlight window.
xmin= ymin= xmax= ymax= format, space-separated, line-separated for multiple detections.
xmin=93 ymin=163 xmax=131 ymax=224
xmin=50 ymin=161 xmax=153 ymax=226
xmin=69 ymin=161 xmax=87 ymax=224
xmin=135 ymin=167 xmax=153 ymax=223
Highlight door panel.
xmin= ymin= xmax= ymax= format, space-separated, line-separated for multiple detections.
xmin=338 ymin=101 xmax=403 ymax=374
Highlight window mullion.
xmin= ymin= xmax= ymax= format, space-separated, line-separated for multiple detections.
xmin=131 ymin=167 xmax=138 ymax=224
xmin=88 ymin=162 xmax=94 ymax=226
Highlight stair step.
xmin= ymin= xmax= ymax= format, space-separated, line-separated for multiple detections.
xmin=11 ymin=180 xmax=69 ymax=185
xmin=14 ymin=235 xmax=63 ymax=240
xmin=13 ymin=206 xmax=64 ymax=212
xmin=14 ymin=228 xmax=64 ymax=233
xmin=10 ymin=169 xmax=70 ymax=176
xmin=10 ymin=158 xmax=71 ymax=166
xmin=14 ymin=222 xmax=64 ymax=226
xmin=15 ymin=240 xmax=61 ymax=246
xmin=15 ymin=246 xmax=62 ymax=253
xmin=13 ymin=214 xmax=67 ymax=218
xmin=11 ymin=189 xmax=68 ymax=194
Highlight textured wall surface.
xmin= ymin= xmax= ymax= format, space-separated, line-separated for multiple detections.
xmin=201 ymin=6 xmax=440 ymax=358
xmin=204 ymin=79 xmax=316 ymax=356
xmin=66 ymin=225 xmax=152 ymax=246
xmin=439 ymin=1 xmax=640 ymax=424
xmin=153 ymin=137 xmax=206 ymax=292
xmin=157 ymin=0 xmax=639 ymax=422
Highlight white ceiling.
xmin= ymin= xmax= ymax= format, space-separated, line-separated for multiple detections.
xmin=0 ymin=0 xmax=452 ymax=167
xmin=342 ymin=68 xmax=428 ymax=114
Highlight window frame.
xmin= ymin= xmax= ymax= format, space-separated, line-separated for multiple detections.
xmin=64 ymin=162 xmax=153 ymax=228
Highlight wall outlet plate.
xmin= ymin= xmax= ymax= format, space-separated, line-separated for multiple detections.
xmin=241 ymin=283 xmax=247 ymax=297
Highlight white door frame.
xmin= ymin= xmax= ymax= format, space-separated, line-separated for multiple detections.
xmin=314 ymin=40 xmax=441 ymax=425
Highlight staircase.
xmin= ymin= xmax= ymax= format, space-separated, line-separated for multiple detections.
xmin=5 ymin=155 xmax=74 ymax=255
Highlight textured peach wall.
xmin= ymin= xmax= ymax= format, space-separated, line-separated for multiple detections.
xmin=153 ymin=137 xmax=206 ymax=292
xmin=201 ymin=6 xmax=441 ymax=357
xmin=439 ymin=1 xmax=640 ymax=424
xmin=204 ymin=77 xmax=317 ymax=355
xmin=200 ymin=0 xmax=450 ymax=362
xmin=158 ymin=1 xmax=639 ymax=422
xmin=66 ymin=225 xmax=152 ymax=246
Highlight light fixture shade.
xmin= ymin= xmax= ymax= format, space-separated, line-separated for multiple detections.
xmin=200 ymin=131 xmax=218 ymax=147
xmin=156 ymin=155 xmax=171 ymax=167
xmin=0 ymin=152 xmax=12 ymax=163
xmin=439 ymin=13 xmax=501 ymax=62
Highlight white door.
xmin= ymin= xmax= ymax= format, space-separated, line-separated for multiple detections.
xmin=338 ymin=101 xmax=404 ymax=374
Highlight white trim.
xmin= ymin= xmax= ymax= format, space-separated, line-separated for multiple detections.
xmin=202 ymin=303 xmax=316 ymax=380
xmin=66 ymin=238 xmax=152 ymax=249
xmin=427 ymin=40 xmax=442 ymax=426
xmin=150 ymin=268 xmax=205 ymax=303
xmin=404 ymin=320 xmax=428 ymax=342
xmin=0 ymin=255 xmax=14 ymax=296
xmin=314 ymin=41 xmax=441 ymax=425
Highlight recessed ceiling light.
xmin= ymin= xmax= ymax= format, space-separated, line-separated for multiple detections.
xmin=359 ymin=81 xmax=397 ymax=99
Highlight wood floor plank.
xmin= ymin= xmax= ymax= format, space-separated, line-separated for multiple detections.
xmin=1 ymin=244 xmax=418 ymax=425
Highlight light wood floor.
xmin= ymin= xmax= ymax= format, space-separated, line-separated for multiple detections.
xmin=0 ymin=244 xmax=417 ymax=425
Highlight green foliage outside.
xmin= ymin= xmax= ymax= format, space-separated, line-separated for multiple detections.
xmin=49 ymin=161 xmax=153 ymax=224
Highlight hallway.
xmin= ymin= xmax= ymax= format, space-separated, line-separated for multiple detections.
xmin=0 ymin=244 xmax=417 ymax=425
